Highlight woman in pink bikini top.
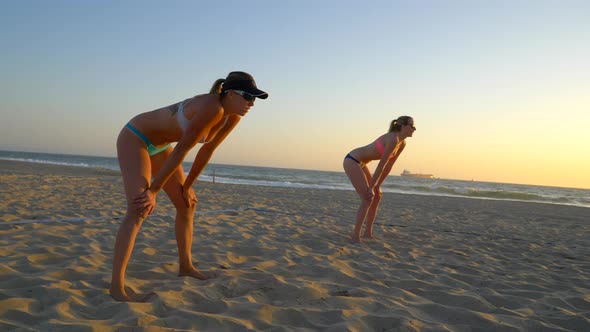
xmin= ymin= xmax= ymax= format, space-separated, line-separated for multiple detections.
xmin=343 ymin=116 xmax=416 ymax=243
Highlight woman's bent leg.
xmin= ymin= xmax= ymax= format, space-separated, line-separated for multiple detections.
xmin=110 ymin=127 xmax=152 ymax=302
xmin=110 ymin=212 xmax=147 ymax=301
xmin=363 ymin=196 xmax=382 ymax=238
xmin=151 ymin=149 xmax=209 ymax=280
xmin=343 ymin=158 xmax=373 ymax=243
xmin=362 ymin=167 xmax=382 ymax=238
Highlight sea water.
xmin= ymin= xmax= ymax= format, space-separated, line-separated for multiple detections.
xmin=1 ymin=150 xmax=589 ymax=208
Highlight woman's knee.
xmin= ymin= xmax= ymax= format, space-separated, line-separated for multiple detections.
xmin=122 ymin=209 xmax=146 ymax=229
xmin=175 ymin=202 xmax=196 ymax=217
xmin=360 ymin=195 xmax=374 ymax=206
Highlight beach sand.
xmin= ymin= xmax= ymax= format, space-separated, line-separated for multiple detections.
xmin=1 ymin=159 xmax=589 ymax=331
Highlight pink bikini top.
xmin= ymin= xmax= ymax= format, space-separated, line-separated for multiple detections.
xmin=374 ymin=135 xmax=398 ymax=159
xmin=374 ymin=136 xmax=386 ymax=155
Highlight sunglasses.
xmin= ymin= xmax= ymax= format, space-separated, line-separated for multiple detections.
xmin=406 ymin=123 xmax=416 ymax=130
xmin=234 ymin=90 xmax=256 ymax=102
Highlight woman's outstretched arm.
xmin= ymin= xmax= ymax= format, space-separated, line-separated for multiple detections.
xmin=369 ymin=137 xmax=400 ymax=190
xmin=184 ymin=114 xmax=241 ymax=188
xmin=375 ymin=142 xmax=406 ymax=188
xmin=150 ymin=104 xmax=224 ymax=194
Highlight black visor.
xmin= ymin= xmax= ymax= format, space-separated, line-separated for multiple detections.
xmin=221 ymin=79 xmax=268 ymax=99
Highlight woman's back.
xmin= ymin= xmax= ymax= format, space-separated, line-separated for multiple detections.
xmin=350 ymin=132 xmax=397 ymax=163
xmin=129 ymin=94 xmax=219 ymax=146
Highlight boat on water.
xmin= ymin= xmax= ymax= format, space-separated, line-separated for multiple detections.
xmin=400 ymin=169 xmax=434 ymax=179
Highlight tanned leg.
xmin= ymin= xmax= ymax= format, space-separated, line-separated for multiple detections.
xmin=151 ymin=149 xmax=210 ymax=280
xmin=362 ymin=166 xmax=382 ymax=239
xmin=110 ymin=127 xmax=152 ymax=302
xmin=362 ymin=196 xmax=382 ymax=239
xmin=343 ymin=159 xmax=373 ymax=243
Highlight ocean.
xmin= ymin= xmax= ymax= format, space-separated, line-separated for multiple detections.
xmin=1 ymin=150 xmax=589 ymax=209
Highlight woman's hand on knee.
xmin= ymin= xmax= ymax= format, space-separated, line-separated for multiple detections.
xmin=182 ymin=186 xmax=198 ymax=208
xmin=134 ymin=188 xmax=156 ymax=216
xmin=363 ymin=188 xmax=374 ymax=201
xmin=373 ymin=187 xmax=383 ymax=202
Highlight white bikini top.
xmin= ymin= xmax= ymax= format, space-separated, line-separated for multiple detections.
xmin=177 ymin=100 xmax=229 ymax=143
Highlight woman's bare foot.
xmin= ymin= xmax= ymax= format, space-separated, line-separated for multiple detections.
xmin=110 ymin=286 xmax=156 ymax=302
xmin=178 ymin=267 xmax=212 ymax=280
xmin=350 ymin=235 xmax=363 ymax=243
xmin=110 ymin=287 xmax=132 ymax=302
xmin=362 ymin=234 xmax=379 ymax=240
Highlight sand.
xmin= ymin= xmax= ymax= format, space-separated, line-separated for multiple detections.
xmin=1 ymin=159 xmax=589 ymax=331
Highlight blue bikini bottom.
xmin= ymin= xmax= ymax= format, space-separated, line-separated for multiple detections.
xmin=126 ymin=123 xmax=171 ymax=156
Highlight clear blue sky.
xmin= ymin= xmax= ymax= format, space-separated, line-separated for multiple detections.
xmin=1 ymin=1 xmax=589 ymax=188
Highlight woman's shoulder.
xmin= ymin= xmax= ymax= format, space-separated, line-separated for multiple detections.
xmin=382 ymin=132 xmax=399 ymax=143
xmin=190 ymin=94 xmax=223 ymax=114
xmin=192 ymin=93 xmax=219 ymax=104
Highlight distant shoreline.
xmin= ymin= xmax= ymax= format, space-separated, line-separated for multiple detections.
xmin=1 ymin=159 xmax=588 ymax=214
xmin=2 ymin=156 xmax=590 ymax=209
xmin=0 ymin=159 xmax=120 ymax=176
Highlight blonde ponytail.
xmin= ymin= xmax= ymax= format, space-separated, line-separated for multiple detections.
xmin=209 ymin=79 xmax=225 ymax=95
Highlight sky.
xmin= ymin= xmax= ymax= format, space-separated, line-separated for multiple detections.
xmin=1 ymin=0 xmax=589 ymax=189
